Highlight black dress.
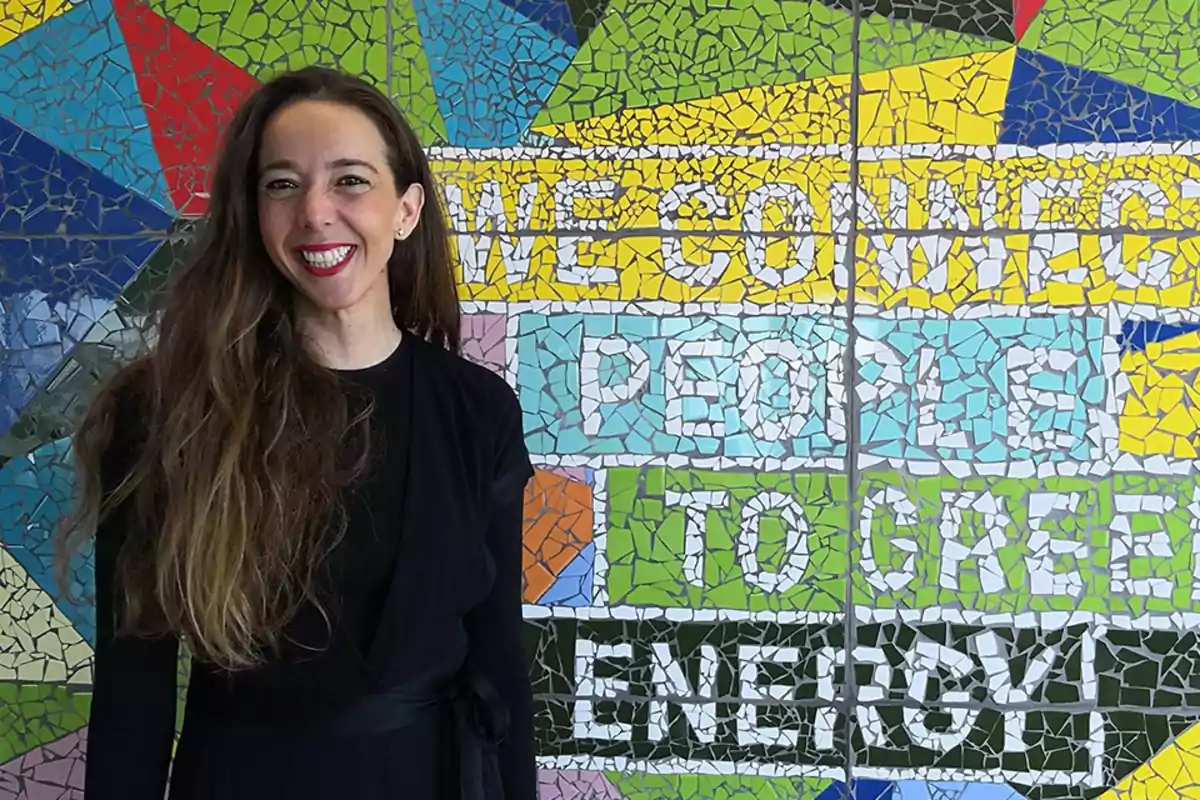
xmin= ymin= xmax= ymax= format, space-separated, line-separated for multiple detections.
xmin=83 ymin=334 xmax=537 ymax=800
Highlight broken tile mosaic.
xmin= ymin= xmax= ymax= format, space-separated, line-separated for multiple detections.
xmin=524 ymin=468 xmax=596 ymax=605
xmin=0 ymin=727 xmax=86 ymax=799
xmin=6 ymin=0 xmax=1200 ymax=795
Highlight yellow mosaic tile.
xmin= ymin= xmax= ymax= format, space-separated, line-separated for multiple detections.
xmin=0 ymin=0 xmax=71 ymax=47
xmin=530 ymin=50 xmax=1013 ymax=147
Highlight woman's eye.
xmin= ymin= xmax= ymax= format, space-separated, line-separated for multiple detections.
xmin=338 ymin=175 xmax=370 ymax=188
xmin=263 ymin=178 xmax=297 ymax=192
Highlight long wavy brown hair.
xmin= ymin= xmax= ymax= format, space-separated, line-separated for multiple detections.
xmin=56 ymin=67 xmax=461 ymax=669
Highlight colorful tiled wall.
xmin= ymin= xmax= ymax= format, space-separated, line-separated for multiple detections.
xmin=3 ymin=0 xmax=1200 ymax=797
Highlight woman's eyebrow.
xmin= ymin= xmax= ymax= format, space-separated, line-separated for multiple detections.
xmin=259 ymin=157 xmax=381 ymax=174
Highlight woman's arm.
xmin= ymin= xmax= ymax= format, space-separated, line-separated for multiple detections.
xmin=84 ymin=414 xmax=179 ymax=799
xmin=464 ymin=381 xmax=536 ymax=798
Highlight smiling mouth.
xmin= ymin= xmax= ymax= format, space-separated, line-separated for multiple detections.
xmin=296 ymin=245 xmax=356 ymax=277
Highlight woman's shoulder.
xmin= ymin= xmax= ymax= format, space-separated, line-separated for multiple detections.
xmin=406 ymin=336 xmax=529 ymax=482
xmin=407 ymin=334 xmax=521 ymax=415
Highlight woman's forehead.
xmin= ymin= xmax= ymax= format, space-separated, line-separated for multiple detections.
xmin=259 ymin=101 xmax=388 ymax=167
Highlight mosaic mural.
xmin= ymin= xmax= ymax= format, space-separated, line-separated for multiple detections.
xmin=4 ymin=0 xmax=1200 ymax=796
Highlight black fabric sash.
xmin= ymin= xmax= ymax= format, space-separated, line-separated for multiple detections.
xmin=325 ymin=667 xmax=509 ymax=800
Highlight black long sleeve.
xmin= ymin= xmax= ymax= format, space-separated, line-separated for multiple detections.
xmin=463 ymin=384 xmax=536 ymax=798
xmin=84 ymin=425 xmax=179 ymax=800
xmin=79 ymin=339 xmax=538 ymax=799
xmin=465 ymin=495 xmax=537 ymax=798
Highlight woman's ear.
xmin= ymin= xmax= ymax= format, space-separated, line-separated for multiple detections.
xmin=393 ymin=183 xmax=425 ymax=238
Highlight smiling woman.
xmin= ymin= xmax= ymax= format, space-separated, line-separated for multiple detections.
xmin=58 ymin=67 xmax=536 ymax=800
xmin=257 ymin=101 xmax=426 ymax=346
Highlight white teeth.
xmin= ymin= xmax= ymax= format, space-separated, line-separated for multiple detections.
xmin=299 ymin=246 xmax=352 ymax=268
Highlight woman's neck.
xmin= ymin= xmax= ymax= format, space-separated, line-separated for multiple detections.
xmin=297 ymin=309 xmax=403 ymax=371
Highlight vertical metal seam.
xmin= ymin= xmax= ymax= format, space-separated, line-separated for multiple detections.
xmin=841 ymin=0 xmax=864 ymax=792
xmin=385 ymin=0 xmax=396 ymax=105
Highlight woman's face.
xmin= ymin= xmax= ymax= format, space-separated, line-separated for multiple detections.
xmin=256 ymin=99 xmax=424 ymax=318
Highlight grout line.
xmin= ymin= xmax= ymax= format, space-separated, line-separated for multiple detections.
xmin=528 ymin=693 xmax=1127 ymax=714
xmin=0 ymin=234 xmax=181 ymax=241
xmin=841 ymin=1 xmax=863 ymax=792
xmin=11 ymin=224 xmax=1200 ymax=240
xmin=385 ymin=0 xmax=395 ymax=104
xmin=382 ymin=225 xmax=1200 ymax=238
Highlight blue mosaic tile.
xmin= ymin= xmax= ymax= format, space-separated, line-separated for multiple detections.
xmin=815 ymin=779 xmax=893 ymax=800
xmin=891 ymin=782 xmax=1030 ymax=800
xmin=0 ymin=0 xmax=172 ymax=210
xmin=0 ymin=290 xmax=114 ymax=437
xmin=412 ymin=0 xmax=576 ymax=145
xmin=857 ymin=315 xmax=1106 ymax=463
xmin=0 ymin=113 xmax=174 ymax=237
xmin=0 ymin=238 xmax=161 ymax=305
xmin=515 ymin=313 xmax=848 ymax=459
xmin=1119 ymin=320 xmax=1200 ymax=354
xmin=496 ymin=0 xmax=578 ymax=46
xmin=1001 ymin=48 xmax=1200 ymax=145
xmin=0 ymin=438 xmax=94 ymax=644
xmin=536 ymin=541 xmax=594 ymax=606
xmin=0 ymin=236 xmax=162 ymax=434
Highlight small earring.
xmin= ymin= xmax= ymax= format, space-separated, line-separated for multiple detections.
xmin=395 ymin=229 xmax=406 ymax=240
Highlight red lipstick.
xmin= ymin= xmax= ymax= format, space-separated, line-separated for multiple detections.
xmin=295 ymin=243 xmax=356 ymax=277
